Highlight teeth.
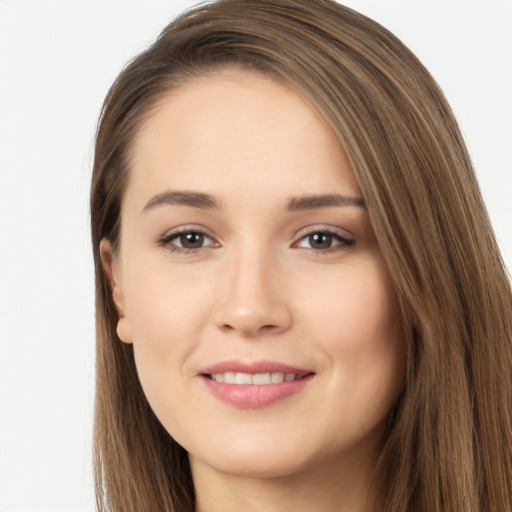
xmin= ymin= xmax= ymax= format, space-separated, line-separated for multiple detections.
xmin=211 ymin=372 xmax=300 ymax=385
xmin=224 ymin=372 xmax=236 ymax=384
xmin=253 ymin=373 xmax=271 ymax=385
xmin=271 ymin=372 xmax=284 ymax=383
xmin=235 ymin=372 xmax=252 ymax=385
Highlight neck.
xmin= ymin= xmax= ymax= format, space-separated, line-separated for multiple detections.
xmin=191 ymin=451 xmax=382 ymax=512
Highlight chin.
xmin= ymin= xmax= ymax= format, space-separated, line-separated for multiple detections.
xmin=193 ymin=451 xmax=312 ymax=480
xmin=186 ymin=431 xmax=319 ymax=479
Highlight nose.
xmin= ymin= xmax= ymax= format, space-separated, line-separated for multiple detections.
xmin=213 ymin=246 xmax=292 ymax=337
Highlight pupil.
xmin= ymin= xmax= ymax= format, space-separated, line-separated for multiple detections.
xmin=310 ymin=233 xmax=331 ymax=249
xmin=182 ymin=232 xmax=204 ymax=248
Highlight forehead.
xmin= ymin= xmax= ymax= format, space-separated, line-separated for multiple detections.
xmin=127 ymin=68 xmax=360 ymax=207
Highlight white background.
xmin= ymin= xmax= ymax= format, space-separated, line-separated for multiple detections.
xmin=1 ymin=1 xmax=510 ymax=510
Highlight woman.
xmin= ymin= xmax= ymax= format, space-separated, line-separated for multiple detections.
xmin=90 ymin=0 xmax=512 ymax=510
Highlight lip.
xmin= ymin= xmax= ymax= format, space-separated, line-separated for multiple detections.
xmin=201 ymin=359 xmax=312 ymax=376
xmin=199 ymin=359 xmax=315 ymax=409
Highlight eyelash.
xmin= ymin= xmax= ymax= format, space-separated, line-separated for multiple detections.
xmin=293 ymin=229 xmax=355 ymax=254
xmin=156 ymin=227 xmax=355 ymax=255
xmin=156 ymin=227 xmax=218 ymax=254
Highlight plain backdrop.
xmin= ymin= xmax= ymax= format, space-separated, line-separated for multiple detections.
xmin=1 ymin=1 xmax=511 ymax=510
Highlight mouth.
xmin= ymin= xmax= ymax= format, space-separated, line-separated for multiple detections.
xmin=203 ymin=371 xmax=311 ymax=385
xmin=199 ymin=360 xmax=315 ymax=408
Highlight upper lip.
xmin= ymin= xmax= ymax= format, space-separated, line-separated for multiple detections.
xmin=200 ymin=359 xmax=314 ymax=376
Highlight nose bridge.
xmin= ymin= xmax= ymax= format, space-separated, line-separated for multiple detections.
xmin=214 ymin=238 xmax=291 ymax=336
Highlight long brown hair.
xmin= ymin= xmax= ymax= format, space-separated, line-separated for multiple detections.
xmin=90 ymin=1 xmax=512 ymax=510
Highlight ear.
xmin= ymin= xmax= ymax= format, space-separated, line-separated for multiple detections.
xmin=99 ymin=238 xmax=134 ymax=344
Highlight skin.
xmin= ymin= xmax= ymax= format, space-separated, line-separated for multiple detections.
xmin=101 ymin=68 xmax=405 ymax=512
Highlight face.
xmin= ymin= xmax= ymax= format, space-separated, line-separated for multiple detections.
xmin=102 ymin=69 xmax=405 ymax=482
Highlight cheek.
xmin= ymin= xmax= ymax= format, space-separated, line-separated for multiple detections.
xmin=122 ymin=262 xmax=217 ymax=412
xmin=126 ymin=265 xmax=213 ymax=352
xmin=124 ymin=267 xmax=215 ymax=427
xmin=304 ymin=260 xmax=401 ymax=344
xmin=301 ymin=258 xmax=405 ymax=409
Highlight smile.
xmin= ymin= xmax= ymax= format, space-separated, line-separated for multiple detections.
xmin=208 ymin=372 xmax=305 ymax=385
xmin=200 ymin=360 xmax=315 ymax=408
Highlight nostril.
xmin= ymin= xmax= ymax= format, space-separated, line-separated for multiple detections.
xmin=219 ymin=322 xmax=280 ymax=337
xmin=260 ymin=324 xmax=280 ymax=331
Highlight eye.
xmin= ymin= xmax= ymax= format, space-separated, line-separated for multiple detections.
xmin=157 ymin=229 xmax=219 ymax=253
xmin=173 ymin=232 xmax=210 ymax=249
xmin=295 ymin=230 xmax=354 ymax=252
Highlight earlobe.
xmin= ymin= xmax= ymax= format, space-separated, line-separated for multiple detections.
xmin=99 ymin=238 xmax=134 ymax=344
xmin=116 ymin=317 xmax=134 ymax=344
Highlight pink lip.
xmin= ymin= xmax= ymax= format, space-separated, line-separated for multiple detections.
xmin=201 ymin=359 xmax=311 ymax=376
xmin=199 ymin=359 xmax=315 ymax=409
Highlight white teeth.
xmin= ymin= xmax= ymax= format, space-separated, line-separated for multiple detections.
xmin=224 ymin=372 xmax=236 ymax=384
xmin=211 ymin=372 xmax=300 ymax=385
xmin=270 ymin=372 xmax=284 ymax=383
xmin=253 ymin=373 xmax=271 ymax=385
xmin=235 ymin=372 xmax=253 ymax=385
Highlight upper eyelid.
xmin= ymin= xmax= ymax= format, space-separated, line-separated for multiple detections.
xmin=161 ymin=224 xmax=217 ymax=239
xmin=293 ymin=224 xmax=354 ymax=240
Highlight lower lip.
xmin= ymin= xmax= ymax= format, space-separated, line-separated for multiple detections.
xmin=201 ymin=375 xmax=314 ymax=408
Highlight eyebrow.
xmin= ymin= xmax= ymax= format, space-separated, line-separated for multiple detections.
xmin=285 ymin=194 xmax=365 ymax=211
xmin=141 ymin=190 xmax=365 ymax=214
xmin=142 ymin=191 xmax=222 ymax=213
